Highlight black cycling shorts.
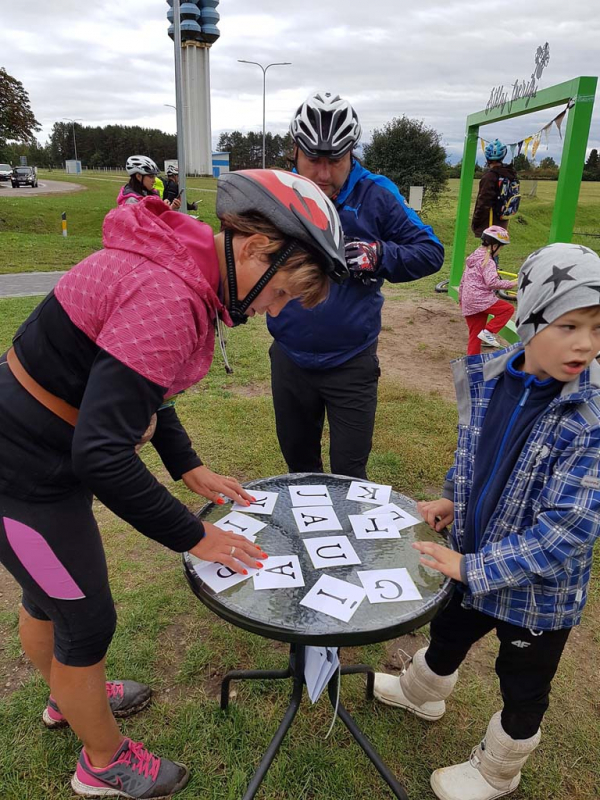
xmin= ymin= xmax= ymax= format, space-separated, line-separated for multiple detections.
xmin=0 ymin=490 xmax=117 ymax=667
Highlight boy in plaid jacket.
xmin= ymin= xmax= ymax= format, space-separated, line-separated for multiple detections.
xmin=374 ymin=243 xmax=600 ymax=800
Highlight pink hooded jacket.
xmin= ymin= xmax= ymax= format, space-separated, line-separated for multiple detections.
xmin=55 ymin=196 xmax=231 ymax=395
xmin=458 ymin=246 xmax=515 ymax=317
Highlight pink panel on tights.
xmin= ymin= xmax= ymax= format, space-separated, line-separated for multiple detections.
xmin=3 ymin=517 xmax=85 ymax=600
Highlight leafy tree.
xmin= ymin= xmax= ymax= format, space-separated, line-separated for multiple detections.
xmin=512 ymin=154 xmax=531 ymax=172
xmin=582 ymin=148 xmax=599 ymax=181
xmin=362 ymin=116 xmax=447 ymax=204
xmin=0 ymin=67 xmax=40 ymax=148
xmin=217 ymin=131 xmax=292 ymax=171
xmin=539 ymin=156 xmax=557 ymax=169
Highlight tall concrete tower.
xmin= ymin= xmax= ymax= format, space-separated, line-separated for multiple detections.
xmin=167 ymin=1 xmax=220 ymax=176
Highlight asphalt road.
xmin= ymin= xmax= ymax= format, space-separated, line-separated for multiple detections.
xmin=0 ymin=179 xmax=84 ymax=196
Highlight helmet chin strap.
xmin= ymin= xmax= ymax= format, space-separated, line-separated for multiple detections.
xmin=224 ymin=230 xmax=299 ymax=327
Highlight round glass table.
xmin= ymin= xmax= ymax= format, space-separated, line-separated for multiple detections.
xmin=183 ymin=474 xmax=453 ymax=800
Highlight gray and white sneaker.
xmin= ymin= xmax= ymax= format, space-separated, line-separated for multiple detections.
xmin=477 ymin=329 xmax=502 ymax=348
xmin=71 ymin=738 xmax=189 ymax=799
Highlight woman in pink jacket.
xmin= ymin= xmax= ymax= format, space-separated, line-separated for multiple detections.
xmin=459 ymin=226 xmax=517 ymax=354
xmin=0 ymin=170 xmax=347 ymax=799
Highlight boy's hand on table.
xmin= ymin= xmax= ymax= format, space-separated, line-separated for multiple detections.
xmin=417 ymin=498 xmax=454 ymax=532
xmin=412 ymin=542 xmax=464 ymax=582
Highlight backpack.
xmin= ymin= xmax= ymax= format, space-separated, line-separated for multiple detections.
xmin=495 ymin=175 xmax=521 ymax=220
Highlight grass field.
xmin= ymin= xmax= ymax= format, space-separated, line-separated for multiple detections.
xmin=0 ymin=174 xmax=599 ymax=800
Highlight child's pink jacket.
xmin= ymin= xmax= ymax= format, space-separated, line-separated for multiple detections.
xmin=459 ymin=246 xmax=515 ymax=316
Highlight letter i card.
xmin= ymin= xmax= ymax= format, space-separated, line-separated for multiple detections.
xmin=300 ymin=575 xmax=366 ymax=622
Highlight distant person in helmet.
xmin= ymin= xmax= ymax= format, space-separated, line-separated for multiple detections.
xmin=471 ymin=139 xmax=519 ymax=237
xmin=459 ymin=225 xmax=517 ymax=354
xmin=117 ymin=155 xmax=180 ymax=209
xmin=0 ymin=169 xmax=346 ymax=799
xmin=268 ymin=91 xmax=444 ymax=479
xmin=163 ymin=164 xmax=199 ymax=212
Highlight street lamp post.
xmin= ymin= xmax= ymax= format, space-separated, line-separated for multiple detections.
xmin=62 ymin=118 xmax=82 ymax=162
xmin=237 ymin=60 xmax=291 ymax=169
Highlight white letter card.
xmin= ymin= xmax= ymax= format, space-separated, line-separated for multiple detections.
xmin=349 ymin=513 xmax=401 ymax=540
xmin=357 ymin=568 xmax=423 ymax=603
xmin=253 ymin=555 xmax=305 ymax=590
xmin=288 ymin=485 xmax=333 ymax=506
xmin=346 ymin=481 xmax=391 ymax=505
xmin=303 ymin=535 xmax=361 ymax=569
xmin=292 ymin=505 xmax=343 ymax=533
xmin=232 ymin=491 xmax=278 ymax=515
xmin=300 ymin=575 xmax=366 ymax=622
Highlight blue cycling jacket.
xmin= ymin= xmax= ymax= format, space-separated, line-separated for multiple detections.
xmin=267 ymin=160 xmax=444 ymax=369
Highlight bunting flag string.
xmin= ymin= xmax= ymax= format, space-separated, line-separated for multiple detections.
xmin=479 ymin=101 xmax=572 ymax=160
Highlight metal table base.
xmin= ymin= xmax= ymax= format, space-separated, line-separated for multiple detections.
xmin=220 ymin=644 xmax=409 ymax=800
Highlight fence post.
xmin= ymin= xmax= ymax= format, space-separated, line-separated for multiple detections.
xmin=61 ymin=212 xmax=68 ymax=237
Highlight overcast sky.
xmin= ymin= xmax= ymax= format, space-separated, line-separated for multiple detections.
xmin=1 ymin=0 xmax=598 ymax=164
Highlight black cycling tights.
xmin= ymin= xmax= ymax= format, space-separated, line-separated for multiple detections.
xmin=0 ymin=490 xmax=117 ymax=667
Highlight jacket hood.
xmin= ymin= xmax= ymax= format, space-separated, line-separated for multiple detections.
xmin=104 ymin=196 xmax=229 ymax=324
xmin=487 ymin=163 xmax=517 ymax=179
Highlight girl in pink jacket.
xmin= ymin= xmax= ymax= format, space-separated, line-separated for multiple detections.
xmin=459 ymin=226 xmax=517 ymax=354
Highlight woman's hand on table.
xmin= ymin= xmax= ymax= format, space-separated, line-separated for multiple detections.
xmin=412 ymin=541 xmax=464 ymax=582
xmin=182 ymin=465 xmax=256 ymax=506
xmin=417 ymin=498 xmax=454 ymax=532
xmin=190 ymin=522 xmax=268 ymax=574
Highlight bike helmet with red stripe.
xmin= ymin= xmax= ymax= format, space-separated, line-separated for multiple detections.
xmin=482 ymin=225 xmax=511 ymax=246
xmin=216 ymin=169 xmax=348 ymax=325
xmin=290 ymin=92 xmax=361 ymax=159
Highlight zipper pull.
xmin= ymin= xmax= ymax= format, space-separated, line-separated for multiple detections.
xmin=519 ymin=376 xmax=534 ymax=407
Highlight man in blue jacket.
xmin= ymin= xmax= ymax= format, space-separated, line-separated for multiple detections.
xmin=267 ymin=92 xmax=444 ymax=478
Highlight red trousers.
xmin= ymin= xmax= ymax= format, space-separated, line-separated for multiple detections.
xmin=465 ymin=298 xmax=515 ymax=355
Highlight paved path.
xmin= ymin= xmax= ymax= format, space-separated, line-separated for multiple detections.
xmin=0 ymin=179 xmax=84 ymax=196
xmin=0 ymin=271 xmax=66 ymax=298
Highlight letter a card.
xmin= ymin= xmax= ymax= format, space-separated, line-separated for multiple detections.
xmin=300 ymin=575 xmax=366 ymax=622
xmin=303 ymin=535 xmax=361 ymax=569
xmin=357 ymin=568 xmax=423 ymax=604
xmin=288 ymin=485 xmax=333 ymax=506
xmin=253 ymin=555 xmax=305 ymax=590
xmin=346 ymin=481 xmax=391 ymax=506
xmin=232 ymin=491 xmax=278 ymax=515
xmin=292 ymin=505 xmax=342 ymax=533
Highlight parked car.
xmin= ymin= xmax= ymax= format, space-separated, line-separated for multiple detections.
xmin=11 ymin=166 xmax=38 ymax=188
xmin=0 ymin=164 xmax=13 ymax=182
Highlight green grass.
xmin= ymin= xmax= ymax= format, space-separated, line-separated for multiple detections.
xmin=1 ymin=176 xmax=600 ymax=799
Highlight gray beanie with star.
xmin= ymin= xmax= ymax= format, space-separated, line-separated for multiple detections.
xmin=516 ymin=243 xmax=600 ymax=345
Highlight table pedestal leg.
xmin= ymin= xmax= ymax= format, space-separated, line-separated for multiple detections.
xmin=327 ymin=670 xmax=409 ymax=800
xmin=221 ymin=645 xmax=408 ymax=800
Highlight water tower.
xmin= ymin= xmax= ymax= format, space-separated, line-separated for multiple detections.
xmin=167 ymin=1 xmax=220 ymax=176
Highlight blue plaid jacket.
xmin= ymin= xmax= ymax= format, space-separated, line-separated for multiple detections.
xmin=443 ymin=346 xmax=600 ymax=631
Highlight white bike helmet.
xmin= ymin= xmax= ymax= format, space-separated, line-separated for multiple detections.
xmin=166 ymin=164 xmax=179 ymax=177
xmin=290 ymin=92 xmax=361 ymax=159
xmin=126 ymin=155 xmax=159 ymax=176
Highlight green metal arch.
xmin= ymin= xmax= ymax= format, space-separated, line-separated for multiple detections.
xmin=449 ymin=75 xmax=597 ymax=342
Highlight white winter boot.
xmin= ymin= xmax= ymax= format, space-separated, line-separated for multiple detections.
xmin=373 ymin=648 xmax=458 ymax=721
xmin=430 ymin=711 xmax=541 ymax=800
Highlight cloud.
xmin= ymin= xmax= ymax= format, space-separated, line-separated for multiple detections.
xmin=0 ymin=0 xmax=598 ymax=163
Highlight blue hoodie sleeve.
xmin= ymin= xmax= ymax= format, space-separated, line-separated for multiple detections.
xmin=367 ymin=177 xmax=444 ymax=283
